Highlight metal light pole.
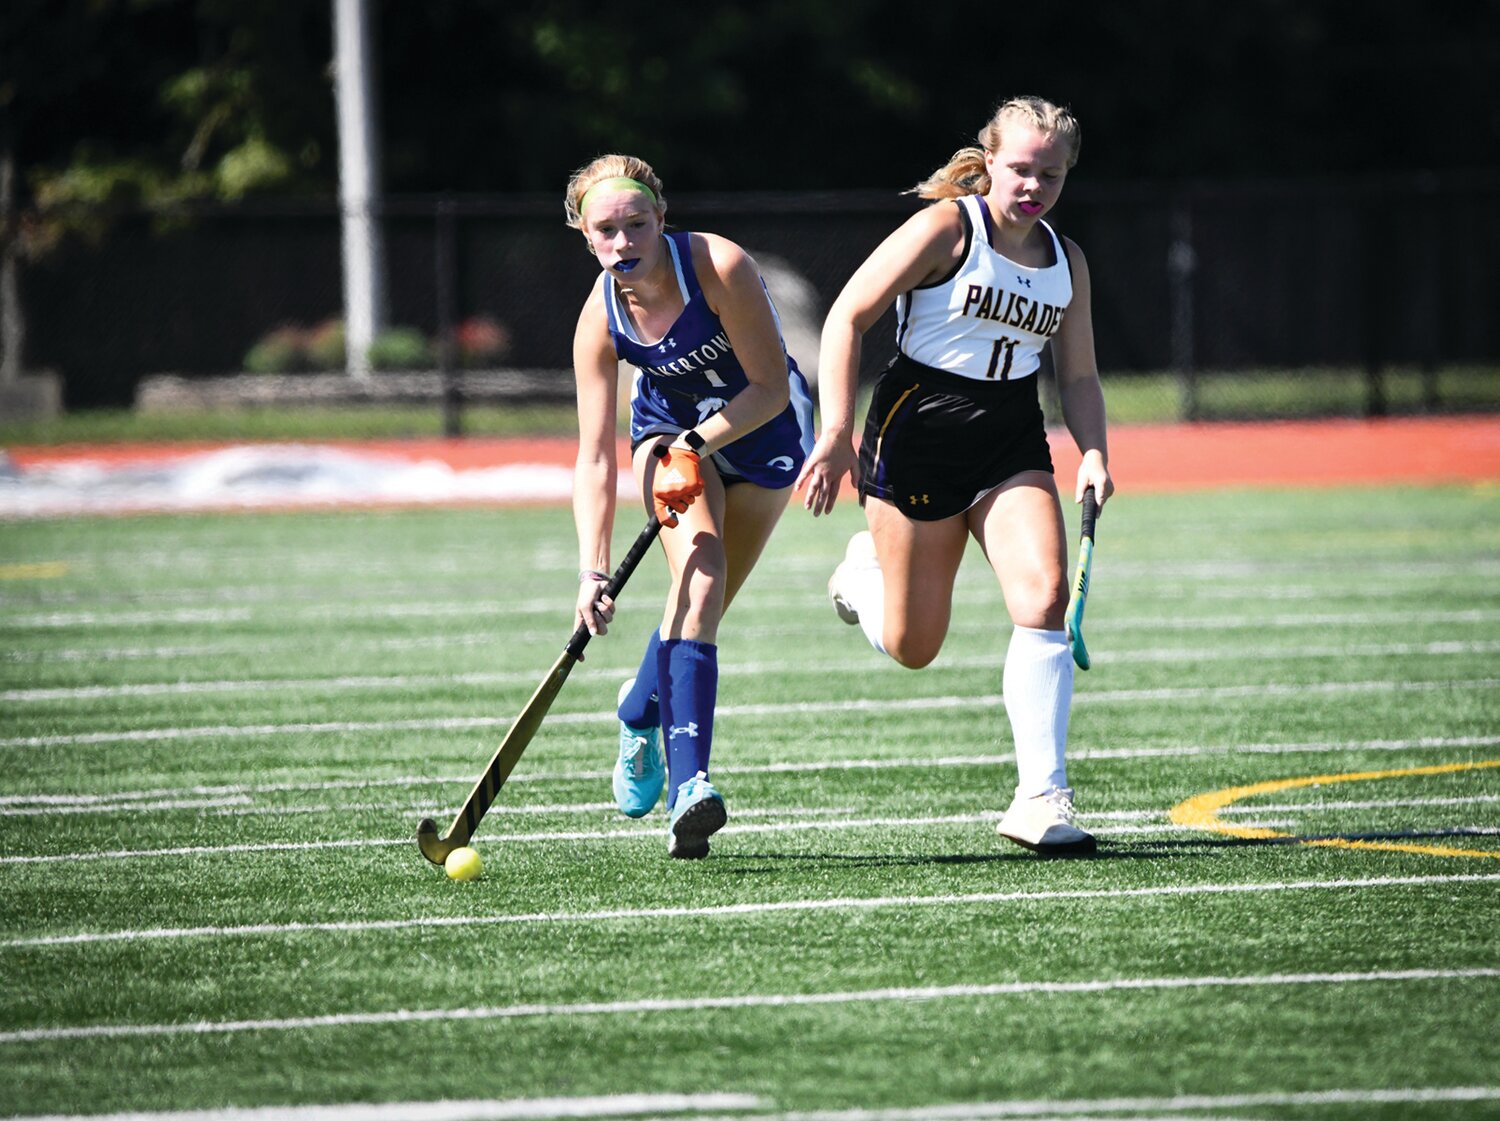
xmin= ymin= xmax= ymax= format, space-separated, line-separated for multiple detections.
xmin=332 ymin=0 xmax=386 ymax=377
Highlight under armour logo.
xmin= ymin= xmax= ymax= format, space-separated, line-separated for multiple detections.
xmin=670 ymin=722 xmax=699 ymax=739
xmin=658 ymin=338 xmax=678 ymax=353
xmin=909 ymin=494 xmax=930 ymax=505
xmin=1016 ymin=276 xmax=1032 ymax=288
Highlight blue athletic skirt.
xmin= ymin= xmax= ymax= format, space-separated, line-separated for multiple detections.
xmin=629 ymin=369 xmax=815 ymax=490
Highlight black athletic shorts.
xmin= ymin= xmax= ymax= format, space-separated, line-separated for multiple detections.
xmin=857 ymin=353 xmax=1054 ymax=521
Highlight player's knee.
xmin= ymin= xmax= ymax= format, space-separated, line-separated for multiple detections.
xmin=884 ymin=628 xmax=943 ymax=669
xmin=671 ymin=566 xmax=727 ymax=627
xmin=1009 ymin=573 xmax=1067 ymax=630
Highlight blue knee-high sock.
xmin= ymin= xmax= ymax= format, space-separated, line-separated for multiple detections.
xmin=617 ymin=629 xmax=662 ymax=729
xmin=657 ymin=638 xmax=717 ymax=808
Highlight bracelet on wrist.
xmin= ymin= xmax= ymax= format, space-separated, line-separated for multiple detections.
xmin=578 ymin=569 xmax=609 ymax=584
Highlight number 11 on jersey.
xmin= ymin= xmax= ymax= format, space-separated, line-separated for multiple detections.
xmin=985 ymin=337 xmax=1017 ymax=379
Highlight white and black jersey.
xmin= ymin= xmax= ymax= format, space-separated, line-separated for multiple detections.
xmin=895 ymin=194 xmax=1072 ymax=382
xmin=857 ymin=196 xmax=1072 ymax=520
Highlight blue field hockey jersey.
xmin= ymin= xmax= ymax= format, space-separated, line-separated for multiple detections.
xmin=605 ymin=231 xmax=814 ymax=487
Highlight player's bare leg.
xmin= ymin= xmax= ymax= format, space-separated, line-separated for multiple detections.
xmin=861 ymin=498 xmax=969 ymax=668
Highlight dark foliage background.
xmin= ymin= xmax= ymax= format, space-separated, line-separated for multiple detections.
xmin=8 ymin=0 xmax=1499 ymax=200
xmin=3 ymin=1 xmax=1499 ymax=412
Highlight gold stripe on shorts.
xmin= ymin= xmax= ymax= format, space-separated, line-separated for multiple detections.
xmin=872 ymin=383 xmax=919 ymax=479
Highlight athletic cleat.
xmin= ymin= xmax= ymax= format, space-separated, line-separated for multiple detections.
xmin=997 ymin=786 xmax=1096 ymax=856
xmin=667 ymin=770 xmax=727 ymax=859
xmin=613 ymin=678 xmax=664 ymax=817
xmin=828 ymin=530 xmax=879 ymax=625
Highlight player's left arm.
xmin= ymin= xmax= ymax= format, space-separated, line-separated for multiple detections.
xmin=688 ymin=233 xmax=791 ymax=453
xmin=1051 ymin=236 xmax=1114 ymax=508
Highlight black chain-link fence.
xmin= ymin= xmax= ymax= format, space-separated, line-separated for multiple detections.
xmin=16 ymin=171 xmax=1500 ymax=420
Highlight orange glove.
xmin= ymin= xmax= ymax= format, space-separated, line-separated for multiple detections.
xmin=652 ymin=446 xmax=703 ymax=528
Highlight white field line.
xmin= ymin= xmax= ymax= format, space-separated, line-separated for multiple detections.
xmin=0 ymin=813 xmax=1238 ymax=866
xmin=738 ymin=607 xmax=1500 ymax=638
xmin=9 ymin=632 xmax=1498 ymax=669
xmin=3 ymin=672 xmax=547 ymax=703
xmin=753 ymin=1085 xmax=1500 ymax=1120
xmin=5 ymin=601 xmax=1500 ymax=633
xmin=0 ymin=798 xmax=852 ymax=820
xmin=0 ymin=798 xmax=611 ymax=818
xmin=4 ymin=1093 xmax=768 ymax=1121
xmin=4 ymin=788 xmax=1494 ymax=825
xmin=2 ymin=967 xmax=1495 ymax=1045
xmin=3 ymin=734 xmax=1496 ymax=809
xmin=11 ymin=1092 xmax=1500 ymax=1121
xmin=14 ymin=811 xmax=1497 ymax=869
xmin=6 ymin=1088 xmax=1500 ymax=1121
xmin=4 ymin=554 xmax=1497 ymax=623
xmin=7 ymin=553 xmax=1492 ymax=608
xmin=7 ymin=549 xmax=1492 ymax=590
xmin=10 ymin=639 xmax=1500 ymax=703
xmin=4 ymin=678 xmax=1498 ymax=750
xmin=6 ymin=872 xmax=1498 ymax=949
xmin=2 ymin=600 xmax=563 ymax=630
xmin=2 ymin=632 xmax=499 ymax=663
xmin=1221 ymin=793 xmax=1500 ymax=815
xmin=3 ymin=607 xmax=257 ymax=628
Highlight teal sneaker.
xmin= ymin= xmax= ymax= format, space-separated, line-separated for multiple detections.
xmin=667 ymin=770 xmax=727 ymax=859
xmin=613 ymin=678 xmax=664 ymax=818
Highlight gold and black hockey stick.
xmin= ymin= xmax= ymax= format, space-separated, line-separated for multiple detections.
xmin=417 ymin=511 xmax=665 ymax=865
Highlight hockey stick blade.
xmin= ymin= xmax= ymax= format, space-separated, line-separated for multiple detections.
xmin=417 ymin=510 xmax=665 ymax=865
xmin=1064 ymin=485 xmax=1098 ymax=671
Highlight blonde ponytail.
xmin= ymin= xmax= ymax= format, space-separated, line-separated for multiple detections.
xmin=906 ymin=146 xmax=990 ymax=200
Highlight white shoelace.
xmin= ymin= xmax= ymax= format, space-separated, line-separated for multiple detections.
xmin=620 ymin=734 xmax=652 ymax=777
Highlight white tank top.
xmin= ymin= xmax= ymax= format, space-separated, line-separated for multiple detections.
xmin=895 ymin=194 xmax=1073 ymax=381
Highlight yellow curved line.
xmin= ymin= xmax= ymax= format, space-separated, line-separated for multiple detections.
xmin=0 ymin=561 xmax=68 ymax=580
xmin=1169 ymin=760 xmax=1500 ymax=859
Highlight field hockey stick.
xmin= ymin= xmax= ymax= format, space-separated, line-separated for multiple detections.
xmin=417 ymin=509 xmax=665 ymax=866
xmin=1064 ymin=485 xmax=1099 ymax=671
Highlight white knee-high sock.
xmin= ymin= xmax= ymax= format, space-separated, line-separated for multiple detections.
xmin=1002 ymin=625 xmax=1074 ymax=797
xmin=845 ymin=564 xmax=887 ymax=655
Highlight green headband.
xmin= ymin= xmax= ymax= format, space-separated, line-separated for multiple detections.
xmin=579 ymin=176 xmax=659 ymax=216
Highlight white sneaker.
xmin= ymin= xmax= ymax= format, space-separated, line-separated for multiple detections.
xmin=997 ymin=786 xmax=1096 ymax=856
xmin=828 ymin=530 xmax=879 ymax=625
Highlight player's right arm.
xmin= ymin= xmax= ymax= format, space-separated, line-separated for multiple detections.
xmin=796 ymin=202 xmax=966 ymax=516
xmin=572 ymin=280 xmax=620 ymax=638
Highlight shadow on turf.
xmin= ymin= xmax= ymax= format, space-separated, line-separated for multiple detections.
xmin=717 ymin=827 xmax=1486 ymax=869
xmin=720 ymin=828 xmax=1494 ymax=870
xmin=719 ymin=840 xmax=1185 ymax=869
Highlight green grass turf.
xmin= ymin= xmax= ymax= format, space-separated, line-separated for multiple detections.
xmin=1 ymin=484 xmax=1498 ymax=1118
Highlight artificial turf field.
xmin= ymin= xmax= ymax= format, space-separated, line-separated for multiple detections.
xmin=1 ymin=483 xmax=1497 ymax=1120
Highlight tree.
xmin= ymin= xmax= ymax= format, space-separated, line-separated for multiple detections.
xmin=0 ymin=0 xmax=333 ymax=384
